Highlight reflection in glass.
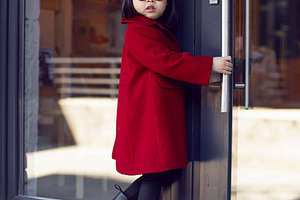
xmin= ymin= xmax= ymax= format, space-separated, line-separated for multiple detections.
xmin=23 ymin=0 xmax=137 ymax=199
xmin=232 ymin=0 xmax=300 ymax=199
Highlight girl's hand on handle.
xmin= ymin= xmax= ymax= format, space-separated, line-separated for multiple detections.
xmin=212 ymin=56 xmax=233 ymax=75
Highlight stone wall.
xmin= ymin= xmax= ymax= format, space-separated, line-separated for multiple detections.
xmin=24 ymin=0 xmax=40 ymax=196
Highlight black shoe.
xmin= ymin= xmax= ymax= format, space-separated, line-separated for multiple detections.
xmin=113 ymin=184 xmax=128 ymax=200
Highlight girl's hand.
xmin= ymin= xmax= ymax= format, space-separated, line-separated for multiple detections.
xmin=212 ymin=56 xmax=233 ymax=75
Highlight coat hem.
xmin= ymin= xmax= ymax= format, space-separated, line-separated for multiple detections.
xmin=115 ymin=162 xmax=188 ymax=176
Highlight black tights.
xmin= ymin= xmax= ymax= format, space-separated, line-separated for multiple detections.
xmin=123 ymin=169 xmax=180 ymax=200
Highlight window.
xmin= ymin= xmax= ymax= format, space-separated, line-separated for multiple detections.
xmin=23 ymin=1 xmax=137 ymax=199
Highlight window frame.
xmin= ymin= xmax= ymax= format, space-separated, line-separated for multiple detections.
xmin=0 ymin=0 xmax=43 ymax=199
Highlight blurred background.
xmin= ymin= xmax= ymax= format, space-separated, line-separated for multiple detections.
xmin=25 ymin=0 xmax=137 ymax=199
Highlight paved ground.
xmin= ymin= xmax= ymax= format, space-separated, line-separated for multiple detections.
xmin=25 ymin=105 xmax=300 ymax=200
xmin=26 ymin=146 xmax=139 ymax=199
xmin=231 ymin=108 xmax=300 ymax=200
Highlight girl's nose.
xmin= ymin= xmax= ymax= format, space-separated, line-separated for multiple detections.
xmin=147 ymin=0 xmax=156 ymax=2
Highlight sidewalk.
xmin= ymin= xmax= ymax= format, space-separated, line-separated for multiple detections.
xmin=26 ymin=146 xmax=139 ymax=199
xmin=26 ymin=99 xmax=300 ymax=199
xmin=232 ymin=108 xmax=300 ymax=200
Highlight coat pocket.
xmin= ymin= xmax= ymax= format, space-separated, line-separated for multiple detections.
xmin=156 ymin=75 xmax=184 ymax=89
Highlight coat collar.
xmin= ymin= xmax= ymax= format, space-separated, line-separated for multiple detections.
xmin=121 ymin=15 xmax=167 ymax=31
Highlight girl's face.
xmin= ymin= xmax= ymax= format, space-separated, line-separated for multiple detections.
xmin=132 ymin=0 xmax=167 ymax=20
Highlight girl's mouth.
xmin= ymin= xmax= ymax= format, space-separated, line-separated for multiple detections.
xmin=146 ymin=6 xmax=155 ymax=12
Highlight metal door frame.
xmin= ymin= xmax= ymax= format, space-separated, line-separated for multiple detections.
xmin=0 ymin=0 xmax=26 ymax=199
xmin=0 ymin=0 xmax=8 ymax=198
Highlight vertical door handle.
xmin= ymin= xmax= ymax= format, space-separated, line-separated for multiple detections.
xmin=233 ymin=0 xmax=250 ymax=109
xmin=244 ymin=0 xmax=250 ymax=109
xmin=221 ymin=0 xmax=230 ymax=113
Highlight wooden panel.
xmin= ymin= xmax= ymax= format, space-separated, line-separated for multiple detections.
xmin=282 ymin=59 xmax=300 ymax=99
xmin=41 ymin=0 xmax=61 ymax=11
xmin=55 ymin=0 xmax=72 ymax=57
xmin=39 ymin=10 xmax=55 ymax=48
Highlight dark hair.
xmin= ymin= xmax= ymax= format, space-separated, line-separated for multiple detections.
xmin=122 ymin=0 xmax=178 ymax=29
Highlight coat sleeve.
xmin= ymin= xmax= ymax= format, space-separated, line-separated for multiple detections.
xmin=126 ymin=24 xmax=213 ymax=86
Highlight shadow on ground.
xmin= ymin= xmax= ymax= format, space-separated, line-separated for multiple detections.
xmin=35 ymin=174 xmax=133 ymax=200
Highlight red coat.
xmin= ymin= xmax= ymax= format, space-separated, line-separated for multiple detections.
xmin=112 ymin=15 xmax=213 ymax=175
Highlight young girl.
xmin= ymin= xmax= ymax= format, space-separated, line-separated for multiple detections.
xmin=112 ymin=0 xmax=232 ymax=199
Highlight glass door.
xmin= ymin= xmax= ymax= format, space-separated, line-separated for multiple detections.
xmin=22 ymin=0 xmax=138 ymax=199
xmin=232 ymin=0 xmax=300 ymax=199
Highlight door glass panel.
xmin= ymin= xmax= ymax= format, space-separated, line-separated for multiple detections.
xmin=23 ymin=0 xmax=138 ymax=199
xmin=232 ymin=0 xmax=300 ymax=199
